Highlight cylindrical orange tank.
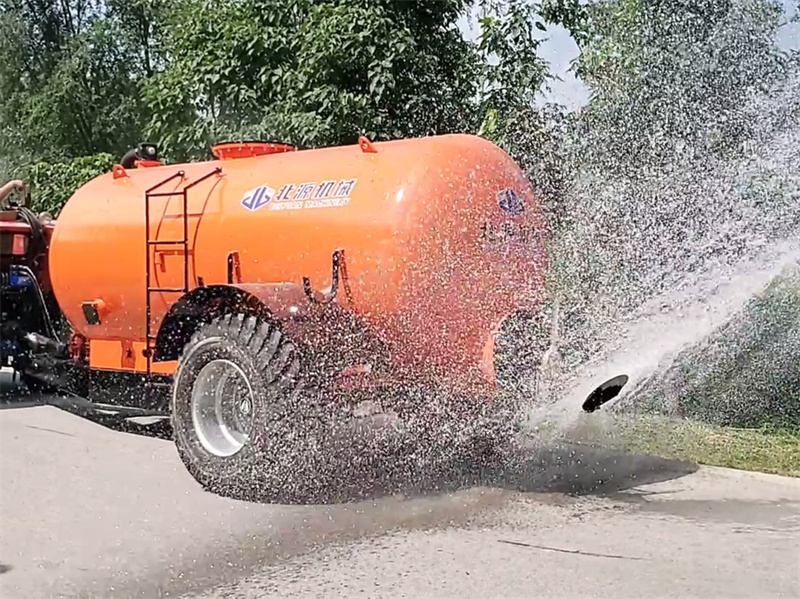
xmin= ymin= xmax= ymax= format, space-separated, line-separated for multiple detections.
xmin=48 ymin=134 xmax=548 ymax=389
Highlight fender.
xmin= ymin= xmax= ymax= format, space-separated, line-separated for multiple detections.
xmin=152 ymin=282 xmax=312 ymax=362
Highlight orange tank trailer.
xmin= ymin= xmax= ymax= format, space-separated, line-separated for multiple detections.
xmin=48 ymin=134 xmax=549 ymax=396
xmin=0 ymin=133 xmax=554 ymax=501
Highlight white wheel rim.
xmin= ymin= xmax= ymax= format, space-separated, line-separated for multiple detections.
xmin=190 ymin=359 xmax=255 ymax=457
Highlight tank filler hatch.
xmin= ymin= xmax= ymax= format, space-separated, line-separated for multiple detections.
xmin=211 ymin=141 xmax=297 ymax=160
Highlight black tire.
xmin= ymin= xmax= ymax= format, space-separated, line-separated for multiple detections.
xmin=171 ymin=313 xmax=316 ymax=503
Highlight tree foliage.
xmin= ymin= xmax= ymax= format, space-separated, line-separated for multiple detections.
xmin=0 ymin=1 xmax=157 ymax=164
xmin=566 ymin=0 xmax=790 ymax=175
xmin=144 ymin=0 xmax=484 ymax=159
xmin=1 ymin=0 xmax=566 ymax=167
xmin=25 ymin=153 xmax=117 ymax=216
xmin=2 ymin=0 xmax=792 ymax=174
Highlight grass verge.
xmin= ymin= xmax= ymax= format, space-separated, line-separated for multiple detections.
xmin=563 ymin=413 xmax=800 ymax=478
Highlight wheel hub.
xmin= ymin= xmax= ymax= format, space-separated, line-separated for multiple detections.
xmin=238 ymin=397 xmax=252 ymax=415
xmin=190 ymin=359 xmax=255 ymax=457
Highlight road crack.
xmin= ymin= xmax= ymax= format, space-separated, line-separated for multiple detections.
xmin=497 ymin=538 xmax=648 ymax=560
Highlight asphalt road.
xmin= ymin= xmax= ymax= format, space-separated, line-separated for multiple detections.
xmin=3 ymin=243 xmax=799 ymax=598
xmin=1 ymin=380 xmax=798 ymax=599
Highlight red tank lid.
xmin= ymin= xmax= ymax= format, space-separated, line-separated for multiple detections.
xmin=211 ymin=141 xmax=297 ymax=160
xmin=135 ymin=159 xmax=163 ymax=168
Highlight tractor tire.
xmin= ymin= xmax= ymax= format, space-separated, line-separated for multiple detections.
xmin=170 ymin=313 xmax=320 ymax=503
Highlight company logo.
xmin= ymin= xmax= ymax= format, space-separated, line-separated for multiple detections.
xmin=497 ymin=188 xmax=525 ymax=216
xmin=241 ymin=185 xmax=276 ymax=211
xmin=479 ymin=220 xmax=542 ymax=247
xmin=242 ymin=178 xmax=359 ymax=212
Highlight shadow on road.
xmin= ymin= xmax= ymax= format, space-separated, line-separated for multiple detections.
xmin=293 ymin=435 xmax=699 ymax=506
xmin=0 ymin=384 xmax=697 ymax=507
xmin=0 ymin=375 xmax=173 ymax=440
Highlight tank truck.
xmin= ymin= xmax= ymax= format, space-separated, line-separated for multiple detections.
xmin=1 ymin=135 xmax=559 ymax=499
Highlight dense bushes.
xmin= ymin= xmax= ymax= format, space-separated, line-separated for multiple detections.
xmin=23 ymin=154 xmax=117 ymax=217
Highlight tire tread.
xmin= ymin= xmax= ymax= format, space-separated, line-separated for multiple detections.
xmin=170 ymin=312 xmax=310 ymax=502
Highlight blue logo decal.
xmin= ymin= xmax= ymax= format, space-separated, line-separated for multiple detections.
xmin=241 ymin=185 xmax=276 ymax=211
xmin=497 ymin=189 xmax=524 ymax=216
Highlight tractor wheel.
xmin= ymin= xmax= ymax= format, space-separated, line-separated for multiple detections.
xmin=171 ymin=313 xmax=317 ymax=503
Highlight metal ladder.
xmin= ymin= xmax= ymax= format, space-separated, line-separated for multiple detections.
xmin=143 ymin=167 xmax=222 ymax=396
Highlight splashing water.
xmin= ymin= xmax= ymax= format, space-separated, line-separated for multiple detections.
xmin=528 ymin=238 xmax=800 ymax=431
xmin=517 ymin=71 xmax=800 ymax=441
xmin=303 ymin=71 xmax=800 ymax=498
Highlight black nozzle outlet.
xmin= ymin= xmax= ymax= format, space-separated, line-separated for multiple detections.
xmin=582 ymin=374 xmax=629 ymax=413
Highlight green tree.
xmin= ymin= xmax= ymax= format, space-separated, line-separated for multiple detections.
xmin=25 ymin=153 xmax=117 ymax=216
xmin=144 ymin=0 xmax=484 ymax=160
xmin=476 ymin=0 xmax=550 ymax=145
xmin=1 ymin=0 xmax=583 ymax=215
xmin=2 ymin=0 xmax=579 ymax=166
xmin=566 ymin=0 xmax=790 ymax=175
xmin=0 ymin=1 xmax=157 ymax=165
xmin=476 ymin=0 xmax=585 ymax=233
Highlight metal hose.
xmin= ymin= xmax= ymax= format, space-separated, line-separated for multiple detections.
xmin=14 ymin=264 xmax=62 ymax=344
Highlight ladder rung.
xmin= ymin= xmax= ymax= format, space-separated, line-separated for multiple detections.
xmin=144 ymin=167 xmax=220 ymax=398
xmin=148 ymin=191 xmax=186 ymax=198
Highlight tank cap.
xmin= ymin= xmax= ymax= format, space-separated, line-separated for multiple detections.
xmin=135 ymin=159 xmax=163 ymax=168
xmin=211 ymin=141 xmax=297 ymax=160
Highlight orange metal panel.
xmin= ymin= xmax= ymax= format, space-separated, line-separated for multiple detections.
xmin=89 ymin=339 xmax=176 ymax=375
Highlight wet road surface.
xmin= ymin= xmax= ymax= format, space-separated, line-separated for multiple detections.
xmin=0 ymin=392 xmax=798 ymax=598
xmin=185 ymin=466 xmax=800 ymax=599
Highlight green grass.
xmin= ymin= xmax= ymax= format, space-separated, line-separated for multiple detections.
xmin=565 ymin=414 xmax=800 ymax=478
